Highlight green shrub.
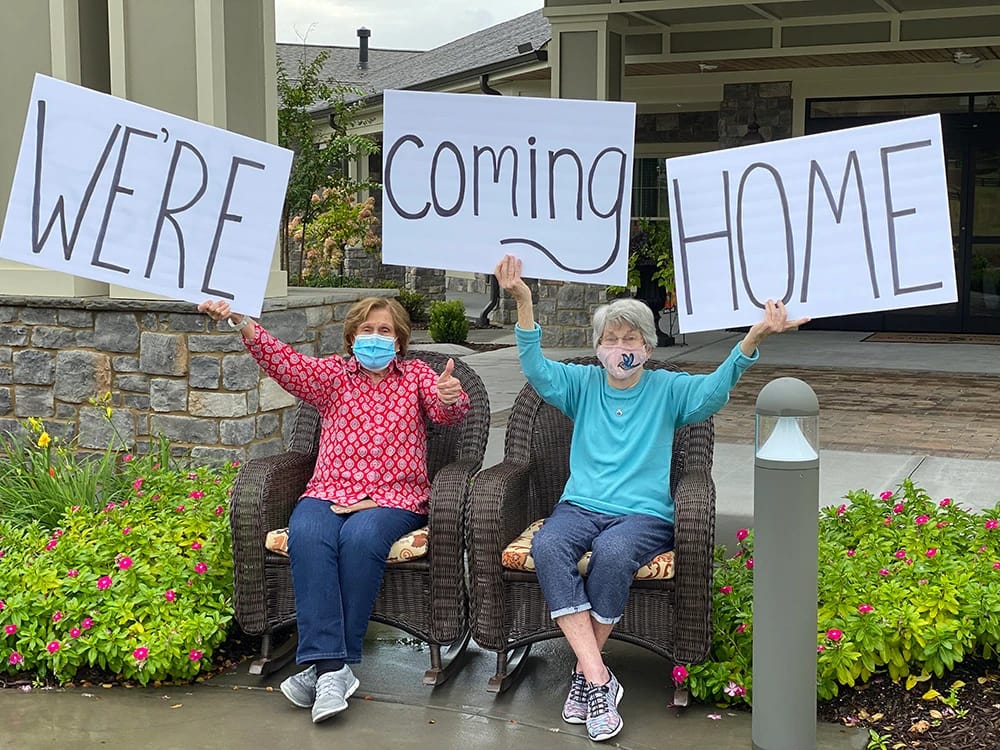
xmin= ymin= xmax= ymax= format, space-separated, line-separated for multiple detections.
xmin=679 ymin=479 xmax=1000 ymax=707
xmin=428 ymin=299 xmax=468 ymax=344
xmin=396 ymin=289 xmax=428 ymax=324
xmin=0 ymin=459 xmax=238 ymax=685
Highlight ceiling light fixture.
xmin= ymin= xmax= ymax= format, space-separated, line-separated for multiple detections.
xmin=953 ymin=49 xmax=982 ymax=66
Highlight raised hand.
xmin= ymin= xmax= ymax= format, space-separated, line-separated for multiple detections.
xmin=494 ymin=254 xmax=531 ymax=302
xmin=435 ymin=358 xmax=463 ymax=405
xmin=741 ymin=299 xmax=809 ymax=355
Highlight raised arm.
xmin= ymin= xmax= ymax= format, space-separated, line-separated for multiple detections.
xmin=494 ymin=255 xmax=535 ymax=330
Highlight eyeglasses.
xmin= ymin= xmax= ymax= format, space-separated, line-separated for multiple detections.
xmin=600 ymin=335 xmax=644 ymax=347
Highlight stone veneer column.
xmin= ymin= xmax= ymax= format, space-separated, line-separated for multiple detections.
xmin=719 ymin=81 xmax=793 ymax=149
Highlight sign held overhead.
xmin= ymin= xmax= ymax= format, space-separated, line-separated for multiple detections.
xmin=0 ymin=74 xmax=292 ymax=317
xmin=666 ymin=114 xmax=956 ymax=333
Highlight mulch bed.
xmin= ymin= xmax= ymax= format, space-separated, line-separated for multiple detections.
xmin=816 ymin=658 xmax=1000 ymax=749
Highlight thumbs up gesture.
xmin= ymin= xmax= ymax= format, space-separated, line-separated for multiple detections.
xmin=435 ymin=358 xmax=462 ymax=406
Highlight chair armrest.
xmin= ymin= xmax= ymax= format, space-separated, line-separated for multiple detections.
xmin=229 ymin=451 xmax=316 ymax=635
xmin=426 ymin=458 xmax=482 ymax=639
xmin=671 ymin=464 xmax=716 ymax=664
xmin=466 ymin=460 xmax=533 ymax=650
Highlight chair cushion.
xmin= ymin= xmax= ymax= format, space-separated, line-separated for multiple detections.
xmin=501 ymin=519 xmax=675 ymax=580
xmin=265 ymin=526 xmax=429 ymax=563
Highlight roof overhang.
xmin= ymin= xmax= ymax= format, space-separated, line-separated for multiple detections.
xmin=545 ymin=1 xmax=1000 ymax=74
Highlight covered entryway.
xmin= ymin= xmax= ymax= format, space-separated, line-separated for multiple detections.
xmin=545 ymin=0 xmax=1000 ymax=332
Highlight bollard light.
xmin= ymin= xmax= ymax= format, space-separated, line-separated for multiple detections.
xmin=752 ymin=377 xmax=820 ymax=750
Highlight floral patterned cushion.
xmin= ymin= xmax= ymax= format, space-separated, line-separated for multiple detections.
xmin=265 ymin=526 xmax=429 ymax=563
xmin=501 ymin=518 xmax=675 ymax=580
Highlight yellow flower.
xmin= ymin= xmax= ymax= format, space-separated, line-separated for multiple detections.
xmin=37 ymin=432 xmax=51 ymax=449
xmin=27 ymin=417 xmax=42 ymax=432
xmin=105 ymin=407 xmax=113 ymax=419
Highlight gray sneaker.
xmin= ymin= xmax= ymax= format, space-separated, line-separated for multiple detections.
xmin=279 ymin=665 xmax=317 ymax=708
xmin=311 ymin=665 xmax=360 ymax=723
xmin=586 ymin=670 xmax=624 ymax=742
xmin=561 ymin=671 xmax=588 ymax=724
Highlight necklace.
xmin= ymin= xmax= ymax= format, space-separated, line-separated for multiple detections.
xmin=615 ymin=408 xmax=623 ymax=417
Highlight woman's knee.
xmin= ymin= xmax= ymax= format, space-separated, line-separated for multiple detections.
xmin=531 ymin=526 xmax=574 ymax=568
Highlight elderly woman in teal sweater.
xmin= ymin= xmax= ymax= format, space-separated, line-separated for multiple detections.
xmin=494 ymin=254 xmax=806 ymax=743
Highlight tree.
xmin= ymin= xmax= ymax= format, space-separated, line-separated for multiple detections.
xmin=277 ymin=48 xmax=380 ymax=283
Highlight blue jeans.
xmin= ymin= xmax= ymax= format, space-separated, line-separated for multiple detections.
xmin=530 ymin=501 xmax=675 ymax=624
xmin=288 ymin=497 xmax=425 ymax=665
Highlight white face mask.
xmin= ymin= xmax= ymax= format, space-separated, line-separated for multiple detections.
xmin=596 ymin=344 xmax=649 ymax=380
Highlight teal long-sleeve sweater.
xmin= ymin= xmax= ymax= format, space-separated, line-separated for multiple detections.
xmin=515 ymin=324 xmax=758 ymax=523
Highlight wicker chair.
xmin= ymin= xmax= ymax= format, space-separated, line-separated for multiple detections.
xmin=229 ymin=350 xmax=490 ymax=685
xmin=467 ymin=356 xmax=716 ymax=693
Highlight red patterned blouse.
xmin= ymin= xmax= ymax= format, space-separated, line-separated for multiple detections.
xmin=245 ymin=326 xmax=471 ymax=514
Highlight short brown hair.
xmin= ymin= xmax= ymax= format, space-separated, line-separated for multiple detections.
xmin=342 ymin=296 xmax=412 ymax=356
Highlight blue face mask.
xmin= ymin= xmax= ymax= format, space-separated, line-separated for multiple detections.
xmin=353 ymin=333 xmax=397 ymax=371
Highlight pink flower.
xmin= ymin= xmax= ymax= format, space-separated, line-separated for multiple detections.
xmin=936 ymin=522 xmax=948 ymax=528
xmin=231 ymin=460 xmax=241 ymax=467
xmin=918 ymin=579 xmax=929 ymax=586
xmin=164 ymin=589 xmax=177 ymax=602
xmin=46 ymin=641 xmax=60 ymax=653
xmin=123 ymin=454 xmax=133 ymax=462
xmin=187 ymin=472 xmax=198 ymax=481
xmin=8 ymin=651 xmax=23 ymax=665
xmin=883 ymin=517 xmax=892 ymax=526
xmin=858 ymin=604 xmax=874 ymax=614
xmin=122 ymin=527 xmax=132 ymax=535
xmin=69 ymin=628 xmax=81 ymax=638
xmin=986 ymin=519 xmax=999 ymax=530
xmin=892 ymin=503 xmax=905 ymax=514
xmin=71 ymin=505 xmax=81 ymax=513
xmin=736 ymin=528 xmax=749 ymax=542
xmin=672 ymin=665 xmax=688 ymax=685
xmin=926 ymin=548 xmax=938 ymax=558
xmin=176 ymin=505 xmax=186 ymax=513
xmin=67 ymin=569 xmax=79 ymax=578
xmin=720 ymin=585 xmax=733 ymax=595
xmin=4 ymin=624 xmax=17 ymax=636
xmin=191 ymin=541 xmax=203 ymax=551
xmin=132 ymin=478 xmax=143 ymax=491
xmin=879 ymin=491 xmax=893 ymax=501
xmin=817 ymin=645 xmax=826 ymax=653
xmin=836 ymin=504 xmax=847 ymax=516
xmin=846 ymin=549 xmax=856 ymax=557
xmin=826 ymin=629 xmax=843 ymax=642
xmin=895 ymin=549 xmax=906 ymax=559
xmin=81 ymin=617 xmax=93 ymax=630
xmin=993 ymin=562 xmax=1000 ymax=570
xmin=915 ymin=515 xmax=929 ymax=526
xmin=132 ymin=647 xmax=149 ymax=661
xmin=940 ymin=498 xmax=951 ymax=507
xmin=45 ymin=539 xmax=58 ymax=551
xmin=188 ymin=491 xmax=205 ymax=499
xmin=214 ymin=505 xmax=225 ymax=516
xmin=736 ymin=623 xmax=747 ymax=634
xmin=194 ymin=562 xmax=208 ymax=575
xmin=189 ymin=649 xmax=204 ymax=661
xmin=51 ymin=611 xmax=62 ymax=623
xmin=118 ymin=556 xmax=133 ymax=570
xmin=103 ymin=502 xmax=115 ymax=513
xmin=724 ymin=681 xmax=746 ymax=697
xmin=745 ymin=558 xmax=754 ymax=571
xmin=97 ymin=575 xmax=112 ymax=590
xmin=878 ymin=568 xmax=890 ymax=576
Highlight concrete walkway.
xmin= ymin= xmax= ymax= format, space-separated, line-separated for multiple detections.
xmin=6 ymin=322 xmax=1000 ymax=749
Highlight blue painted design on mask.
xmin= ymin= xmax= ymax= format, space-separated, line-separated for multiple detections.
xmin=620 ymin=352 xmax=638 ymax=370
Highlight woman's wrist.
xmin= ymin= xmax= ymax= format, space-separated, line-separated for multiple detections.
xmin=226 ymin=315 xmax=245 ymax=329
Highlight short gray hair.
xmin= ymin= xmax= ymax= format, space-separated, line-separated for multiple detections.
xmin=591 ymin=298 xmax=657 ymax=349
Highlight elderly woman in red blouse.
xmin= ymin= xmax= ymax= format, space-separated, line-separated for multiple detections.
xmin=199 ymin=296 xmax=470 ymax=724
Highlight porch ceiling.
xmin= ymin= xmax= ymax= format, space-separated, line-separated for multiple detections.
xmin=545 ymin=1 xmax=1000 ymax=63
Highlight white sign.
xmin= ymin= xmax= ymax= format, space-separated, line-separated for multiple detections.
xmin=382 ymin=89 xmax=636 ymax=286
xmin=0 ymin=74 xmax=292 ymax=317
xmin=666 ymin=114 xmax=956 ymax=333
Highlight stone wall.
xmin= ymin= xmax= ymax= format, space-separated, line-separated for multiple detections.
xmin=0 ymin=288 xmax=391 ymax=463
xmin=719 ymin=81 xmax=793 ymax=148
